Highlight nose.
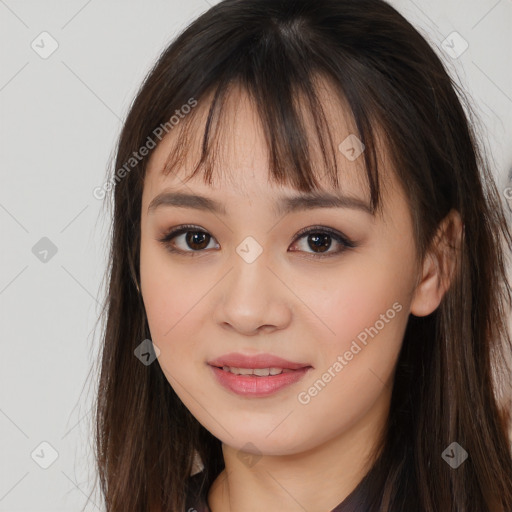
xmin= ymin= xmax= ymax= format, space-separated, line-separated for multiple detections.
xmin=212 ymin=250 xmax=293 ymax=336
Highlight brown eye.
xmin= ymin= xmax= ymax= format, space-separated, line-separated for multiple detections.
xmin=183 ymin=231 xmax=211 ymax=250
xmin=289 ymin=226 xmax=356 ymax=258
xmin=158 ymin=225 xmax=219 ymax=256
xmin=305 ymin=233 xmax=332 ymax=253
xmin=158 ymin=224 xmax=356 ymax=259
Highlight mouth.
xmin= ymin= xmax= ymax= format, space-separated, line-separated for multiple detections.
xmin=207 ymin=352 xmax=313 ymax=372
xmin=209 ymin=365 xmax=310 ymax=376
xmin=207 ymin=355 xmax=313 ymax=397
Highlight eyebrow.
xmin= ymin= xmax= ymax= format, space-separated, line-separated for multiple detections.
xmin=147 ymin=191 xmax=373 ymax=216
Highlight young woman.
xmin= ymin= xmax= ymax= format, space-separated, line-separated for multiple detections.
xmin=92 ymin=0 xmax=512 ymax=510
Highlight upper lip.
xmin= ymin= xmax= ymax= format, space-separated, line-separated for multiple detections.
xmin=208 ymin=352 xmax=312 ymax=370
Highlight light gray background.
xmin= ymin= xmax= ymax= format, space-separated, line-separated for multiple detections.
xmin=1 ymin=1 xmax=511 ymax=510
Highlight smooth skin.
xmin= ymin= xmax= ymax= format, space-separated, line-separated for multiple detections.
xmin=139 ymin=82 xmax=461 ymax=512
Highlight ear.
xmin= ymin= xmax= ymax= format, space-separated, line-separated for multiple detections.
xmin=410 ymin=209 xmax=463 ymax=317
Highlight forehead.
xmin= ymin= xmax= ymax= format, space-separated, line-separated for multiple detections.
xmin=142 ymin=80 xmax=392 ymax=210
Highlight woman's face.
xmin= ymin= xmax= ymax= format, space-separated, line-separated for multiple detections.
xmin=139 ymin=85 xmax=422 ymax=457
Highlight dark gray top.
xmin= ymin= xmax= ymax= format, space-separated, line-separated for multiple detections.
xmin=185 ymin=464 xmax=379 ymax=512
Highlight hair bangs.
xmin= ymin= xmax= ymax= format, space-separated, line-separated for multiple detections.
xmin=159 ymin=68 xmax=384 ymax=217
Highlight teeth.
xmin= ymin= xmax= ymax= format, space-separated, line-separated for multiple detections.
xmin=221 ymin=366 xmax=294 ymax=376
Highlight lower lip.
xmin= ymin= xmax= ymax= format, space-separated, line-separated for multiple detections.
xmin=209 ymin=365 xmax=312 ymax=397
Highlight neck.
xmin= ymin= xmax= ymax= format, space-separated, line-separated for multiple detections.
xmin=207 ymin=388 xmax=390 ymax=512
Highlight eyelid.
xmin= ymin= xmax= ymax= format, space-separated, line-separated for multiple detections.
xmin=158 ymin=224 xmax=217 ymax=257
xmin=292 ymin=225 xmax=356 ymax=248
xmin=157 ymin=224 xmax=356 ymax=258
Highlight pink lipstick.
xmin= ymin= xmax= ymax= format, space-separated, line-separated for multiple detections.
xmin=207 ymin=352 xmax=313 ymax=397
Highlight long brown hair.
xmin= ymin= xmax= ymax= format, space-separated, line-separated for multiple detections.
xmin=91 ymin=0 xmax=512 ymax=510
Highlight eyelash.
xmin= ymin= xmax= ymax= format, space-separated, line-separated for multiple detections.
xmin=157 ymin=224 xmax=357 ymax=259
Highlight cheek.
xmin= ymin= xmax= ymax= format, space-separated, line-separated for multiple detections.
xmin=140 ymin=240 xmax=202 ymax=351
xmin=296 ymin=259 xmax=410 ymax=352
xmin=289 ymin=262 xmax=410 ymax=439
xmin=293 ymin=248 xmax=414 ymax=407
xmin=140 ymin=261 xmax=208 ymax=396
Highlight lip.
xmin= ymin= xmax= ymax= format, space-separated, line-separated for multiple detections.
xmin=207 ymin=352 xmax=313 ymax=398
xmin=207 ymin=352 xmax=312 ymax=370
xmin=209 ymin=365 xmax=313 ymax=397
